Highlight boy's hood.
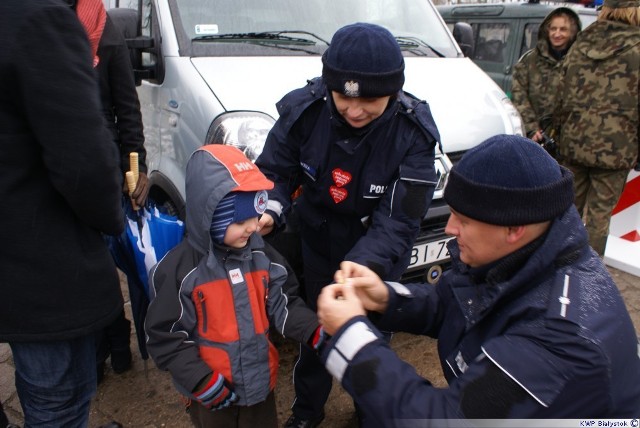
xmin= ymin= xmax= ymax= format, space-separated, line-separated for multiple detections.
xmin=184 ymin=145 xmax=273 ymax=253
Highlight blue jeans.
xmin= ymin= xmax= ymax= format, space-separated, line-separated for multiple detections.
xmin=10 ymin=335 xmax=96 ymax=428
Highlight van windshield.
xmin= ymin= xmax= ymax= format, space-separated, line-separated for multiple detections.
xmin=169 ymin=0 xmax=458 ymax=57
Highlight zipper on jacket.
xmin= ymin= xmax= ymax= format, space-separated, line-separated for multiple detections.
xmin=262 ymin=276 xmax=269 ymax=303
xmin=197 ymin=290 xmax=207 ymax=333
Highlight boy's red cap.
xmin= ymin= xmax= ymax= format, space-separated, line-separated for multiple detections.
xmin=198 ymin=145 xmax=274 ymax=192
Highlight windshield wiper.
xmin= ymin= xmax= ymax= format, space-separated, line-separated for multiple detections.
xmin=193 ymin=30 xmax=329 ymax=46
xmin=395 ymin=36 xmax=444 ymax=57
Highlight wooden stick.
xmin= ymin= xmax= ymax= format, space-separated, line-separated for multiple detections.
xmin=125 ymin=171 xmax=138 ymax=210
xmin=129 ymin=152 xmax=139 ymax=184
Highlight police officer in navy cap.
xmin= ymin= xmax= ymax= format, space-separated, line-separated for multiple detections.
xmin=318 ymin=134 xmax=640 ymax=422
xmin=256 ymin=22 xmax=441 ymax=427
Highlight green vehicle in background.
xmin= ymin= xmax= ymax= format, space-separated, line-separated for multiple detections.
xmin=437 ymin=1 xmax=597 ymax=98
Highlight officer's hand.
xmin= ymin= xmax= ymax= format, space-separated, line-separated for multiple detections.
xmin=257 ymin=212 xmax=275 ymax=236
xmin=335 ymin=262 xmax=389 ymax=313
xmin=317 ymin=282 xmax=365 ymax=336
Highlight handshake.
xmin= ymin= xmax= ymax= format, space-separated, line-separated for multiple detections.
xmin=316 ymin=262 xmax=390 ymax=336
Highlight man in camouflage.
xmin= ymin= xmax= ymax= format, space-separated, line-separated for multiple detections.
xmin=513 ymin=7 xmax=581 ymax=142
xmin=553 ymin=0 xmax=640 ymax=255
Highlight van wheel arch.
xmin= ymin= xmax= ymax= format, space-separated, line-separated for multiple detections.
xmin=148 ymin=174 xmax=186 ymax=221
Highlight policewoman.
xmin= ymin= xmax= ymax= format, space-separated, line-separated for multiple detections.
xmin=256 ymin=22 xmax=440 ymax=428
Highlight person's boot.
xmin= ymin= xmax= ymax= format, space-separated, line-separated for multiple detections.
xmin=283 ymin=413 xmax=324 ymax=428
xmin=98 ymin=421 xmax=124 ymax=428
xmin=107 ymin=310 xmax=132 ymax=374
xmin=110 ymin=346 xmax=132 ymax=374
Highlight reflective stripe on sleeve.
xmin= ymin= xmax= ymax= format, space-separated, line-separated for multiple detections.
xmin=386 ymin=281 xmax=412 ymax=297
xmin=266 ymin=200 xmax=283 ymax=217
xmin=325 ymin=321 xmax=378 ymax=381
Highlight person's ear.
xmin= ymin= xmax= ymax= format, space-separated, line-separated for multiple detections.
xmin=505 ymin=225 xmax=527 ymax=244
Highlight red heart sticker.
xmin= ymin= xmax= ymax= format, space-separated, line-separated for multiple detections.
xmin=329 ymin=186 xmax=348 ymax=204
xmin=332 ymin=169 xmax=352 ymax=187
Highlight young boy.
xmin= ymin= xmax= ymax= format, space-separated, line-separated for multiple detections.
xmin=144 ymin=145 xmax=322 ymax=428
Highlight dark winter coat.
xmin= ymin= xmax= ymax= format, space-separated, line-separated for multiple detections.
xmin=256 ymin=78 xmax=439 ymax=280
xmin=0 ymin=0 xmax=124 ymax=341
xmin=96 ymin=16 xmax=147 ymax=174
xmin=321 ymin=207 xmax=640 ymax=422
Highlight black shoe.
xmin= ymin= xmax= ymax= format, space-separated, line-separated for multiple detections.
xmin=97 ymin=421 xmax=123 ymax=428
xmin=283 ymin=414 xmax=324 ymax=428
xmin=110 ymin=347 xmax=132 ymax=374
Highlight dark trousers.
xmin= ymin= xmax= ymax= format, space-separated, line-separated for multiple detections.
xmin=0 ymin=401 xmax=9 ymax=428
xmin=292 ymin=247 xmax=392 ymax=424
xmin=95 ymin=308 xmax=131 ymax=366
xmin=188 ymin=390 xmax=278 ymax=428
xmin=10 ymin=335 xmax=95 ymax=427
xmin=292 ymin=343 xmax=334 ymax=419
xmin=292 ymin=261 xmax=334 ymax=420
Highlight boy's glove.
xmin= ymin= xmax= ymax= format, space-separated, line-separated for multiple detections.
xmin=193 ymin=372 xmax=238 ymax=411
xmin=309 ymin=326 xmax=329 ymax=353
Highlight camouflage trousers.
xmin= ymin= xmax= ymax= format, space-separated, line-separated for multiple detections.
xmin=563 ymin=162 xmax=629 ymax=256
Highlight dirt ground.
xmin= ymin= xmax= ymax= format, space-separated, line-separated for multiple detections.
xmin=1 ymin=266 xmax=639 ymax=427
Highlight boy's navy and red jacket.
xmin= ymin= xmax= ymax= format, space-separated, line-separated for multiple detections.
xmin=256 ymin=78 xmax=440 ymax=280
xmin=145 ymin=146 xmax=318 ymax=406
xmin=321 ymin=207 xmax=640 ymax=423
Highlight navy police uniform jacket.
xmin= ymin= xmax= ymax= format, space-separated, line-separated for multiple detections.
xmin=256 ymin=78 xmax=439 ymax=280
xmin=321 ymin=207 xmax=640 ymax=423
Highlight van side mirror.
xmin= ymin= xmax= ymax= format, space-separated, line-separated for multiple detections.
xmin=452 ymin=22 xmax=475 ymax=58
xmin=126 ymin=36 xmax=155 ymax=85
xmin=107 ymin=8 xmax=155 ymax=86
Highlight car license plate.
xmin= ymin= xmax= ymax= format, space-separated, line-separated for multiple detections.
xmin=408 ymin=237 xmax=453 ymax=269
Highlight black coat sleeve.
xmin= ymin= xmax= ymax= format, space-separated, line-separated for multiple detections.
xmin=98 ymin=18 xmax=147 ymax=173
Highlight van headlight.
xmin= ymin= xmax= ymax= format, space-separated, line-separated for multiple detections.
xmin=205 ymin=112 xmax=275 ymax=162
xmin=493 ymin=89 xmax=524 ymax=136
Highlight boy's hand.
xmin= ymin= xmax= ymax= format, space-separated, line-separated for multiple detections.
xmin=257 ymin=212 xmax=275 ymax=236
xmin=193 ymin=372 xmax=238 ymax=411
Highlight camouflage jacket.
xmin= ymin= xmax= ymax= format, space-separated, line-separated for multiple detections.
xmin=512 ymin=8 xmax=580 ymax=137
xmin=554 ymin=20 xmax=640 ymax=170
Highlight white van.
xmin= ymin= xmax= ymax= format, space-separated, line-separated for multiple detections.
xmin=107 ymin=0 xmax=523 ymax=283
